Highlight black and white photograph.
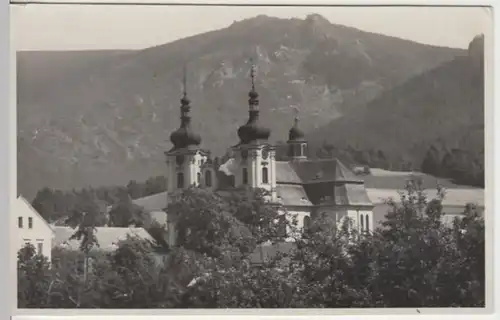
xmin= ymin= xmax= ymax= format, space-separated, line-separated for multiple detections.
xmin=12 ymin=3 xmax=490 ymax=310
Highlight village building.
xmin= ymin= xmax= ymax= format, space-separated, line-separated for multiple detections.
xmin=15 ymin=196 xmax=55 ymax=261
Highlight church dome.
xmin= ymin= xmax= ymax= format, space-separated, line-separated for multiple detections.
xmin=170 ymin=94 xmax=201 ymax=149
xmin=237 ymin=89 xmax=270 ymax=144
xmin=170 ymin=125 xmax=202 ymax=149
xmin=288 ymin=116 xmax=305 ymax=142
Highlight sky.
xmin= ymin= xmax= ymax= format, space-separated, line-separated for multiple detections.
xmin=11 ymin=4 xmax=491 ymax=51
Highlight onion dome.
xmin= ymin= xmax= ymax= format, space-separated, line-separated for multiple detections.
xmin=237 ymin=63 xmax=271 ymax=144
xmin=170 ymin=68 xmax=202 ymax=150
xmin=288 ymin=115 xmax=306 ymax=142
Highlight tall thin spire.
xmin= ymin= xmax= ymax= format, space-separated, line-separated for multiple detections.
xmin=288 ymin=107 xmax=305 ymax=142
xmin=250 ymin=59 xmax=256 ymax=92
xmin=182 ymin=63 xmax=187 ymax=98
xmin=294 ymin=107 xmax=299 ymax=126
xmin=170 ymin=63 xmax=201 ymax=150
xmin=237 ymin=58 xmax=270 ymax=145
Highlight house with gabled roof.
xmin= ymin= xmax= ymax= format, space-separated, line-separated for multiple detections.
xmin=14 ymin=195 xmax=55 ymax=261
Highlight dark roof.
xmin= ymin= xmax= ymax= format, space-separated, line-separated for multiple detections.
xmin=361 ymin=170 xmax=475 ymax=190
xmin=333 ymin=184 xmax=373 ymax=206
xmin=276 ymin=159 xmax=363 ymax=184
xmin=276 ymin=184 xmax=313 ymax=206
xmin=249 ymin=242 xmax=296 ymax=265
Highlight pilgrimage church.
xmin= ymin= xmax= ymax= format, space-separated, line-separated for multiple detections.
xmin=132 ymin=64 xmax=374 ymax=247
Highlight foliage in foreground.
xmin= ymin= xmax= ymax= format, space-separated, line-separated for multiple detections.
xmin=18 ymin=181 xmax=485 ymax=308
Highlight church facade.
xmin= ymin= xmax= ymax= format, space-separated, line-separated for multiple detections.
xmin=135 ymin=64 xmax=374 ymax=246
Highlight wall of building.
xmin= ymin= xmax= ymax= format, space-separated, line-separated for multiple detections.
xmin=372 ymin=203 xmax=484 ymax=230
xmin=281 ymin=206 xmax=312 ymax=235
xmin=166 ymin=151 xmax=208 ymax=191
xmin=14 ymin=197 xmax=53 ymax=261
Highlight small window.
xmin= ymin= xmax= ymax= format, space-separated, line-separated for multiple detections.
xmin=37 ymin=242 xmax=43 ymax=255
xmin=295 ymin=144 xmax=301 ymax=156
xmin=205 ymin=170 xmax=212 ymax=187
xmin=365 ymin=215 xmax=370 ymax=232
xmin=18 ymin=217 xmax=23 ymax=228
xmin=301 ymin=144 xmax=306 ymax=156
xmin=262 ymin=167 xmax=269 ymax=184
xmin=28 ymin=217 xmax=33 ymax=229
xmin=360 ymin=214 xmax=364 ymax=231
xmin=303 ymin=216 xmax=311 ymax=234
xmin=242 ymin=168 xmax=248 ymax=185
xmin=278 ymin=216 xmax=287 ymax=238
xmin=177 ymin=172 xmax=184 ymax=189
xmin=197 ymin=172 xmax=201 ymax=185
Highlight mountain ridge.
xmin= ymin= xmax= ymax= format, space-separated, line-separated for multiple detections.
xmin=17 ymin=14 xmax=464 ymax=199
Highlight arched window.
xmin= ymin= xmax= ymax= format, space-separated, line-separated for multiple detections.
xmin=360 ymin=213 xmax=364 ymax=231
xmin=295 ymin=144 xmax=301 ymax=157
xmin=365 ymin=215 xmax=370 ymax=233
xmin=242 ymin=168 xmax=248 ymax=185
xmin=197 ymin=172 xmax=201 ymax=185
xmin=278 ymin=215 xmax=287 ymax=238
xmin=303 ymin=216 xmax=311 ymax=235
xmin=177 ymin=172 xmax=184 ymax=189
xmin=205 ymin=170 xmax=212 ymax=187
xmin=262 ymin=167 xmax=269 ymax=184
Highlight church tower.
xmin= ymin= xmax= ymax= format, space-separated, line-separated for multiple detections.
xmin=287 ymin=111 xmax=308 ymax=161
xmin=232 ymin=62 xmax=277 ymax=201
xmin=165 ymin=66 xmax=209 ymax=193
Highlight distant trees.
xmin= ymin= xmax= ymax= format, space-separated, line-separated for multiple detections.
xmin=18 ymin=179 xmax=485 ymax=308
xmin=306 ymin=140 xmax=484 ymax=188
xmin=31 ymin=175 xmax=167 ymax=226
xmin=421 ymin=145 xmax=484 ymax=187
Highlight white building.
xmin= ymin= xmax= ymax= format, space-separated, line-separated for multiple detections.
xmin=14 ymin=196 xmax=54 ymax=261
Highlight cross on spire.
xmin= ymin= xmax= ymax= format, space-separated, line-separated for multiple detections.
xmin=182 ymin=63 xmax=187 ymax=98
xmin=250 ymin=59 xmax=256 ymax=91
xmin=294 ymin=107 xmax=300 ymax=124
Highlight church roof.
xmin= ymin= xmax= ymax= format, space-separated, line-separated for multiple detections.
xmin=276 ymin=184 xmax=313 ymax=207
xmin=52 ymin=226 xmax=154 ymax=251
xmin=275 ymin=159 xmax=363 ymax=184
xmin=132 ymin=191 xmax=168 ymax=212
xmin=333 ymin=184 xmax=373 ymax=206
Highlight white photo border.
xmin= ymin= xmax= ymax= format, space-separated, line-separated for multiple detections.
xmin=3 ymin=1 xmax=497 ymax=319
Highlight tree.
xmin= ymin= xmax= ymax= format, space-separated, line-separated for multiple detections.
xmin=108 ymin=197 xmax=149 ymax=228
xmin=421 ymin=145 xmax=442 ymax=176
xmin=169 ymin=187 xmax=256 ymax=262
xmin=17 ymin=244 xmax=52 ymax=308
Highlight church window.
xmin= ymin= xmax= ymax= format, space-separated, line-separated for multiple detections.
xmin=205 ymin=170 xmax=212 ymax=187
xmin=197 ymin=172 xmax=201 ymax=185
xmin=242 ymin=168 xmax=248 ymax=185
xmin=365 ymin=215 xmax=370 ymax=232
xmin=28 ymin=217 xmax=33 ymax=229
xmin=18 ymin=217 xmax=23 ymax=228
xmin=295 ymin=144 xmax=301 ymax=156
xmin=262 ymin=167 xmax=269 ymax=184
xmin=177 ymin=172 xmax=184 ymax=189
xmin=303 ymin=216 xmax=311 ymax=234
xmin=301 ymin=144 xmax=306 ymax=156
xmin=278 ymin=216 xmax=287 ymax=238
xmin=360 ymin=214 xmax=364 ymax=232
